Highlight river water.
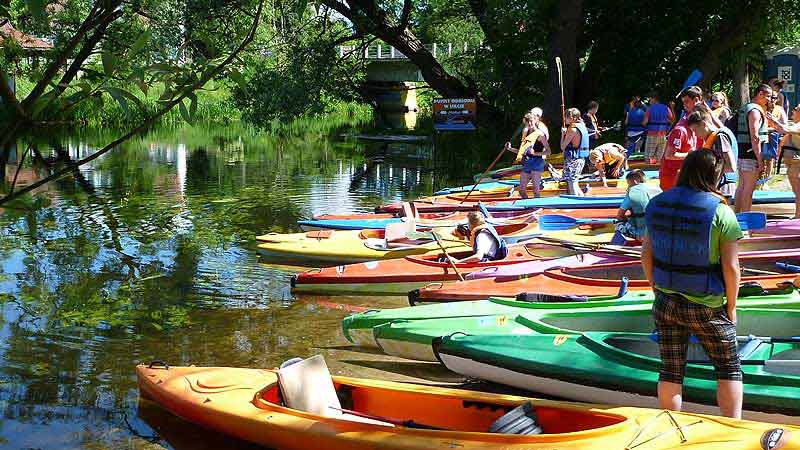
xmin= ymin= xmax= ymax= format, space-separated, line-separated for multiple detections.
xmin=0 ymin=122 xmax=491 ymax=449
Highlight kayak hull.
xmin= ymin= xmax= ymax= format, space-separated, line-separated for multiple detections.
xmin=137 ymin=364 xmax=800 ymax=449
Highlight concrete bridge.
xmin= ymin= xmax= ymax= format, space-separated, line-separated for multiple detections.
xmin=337 ymin=42 xmax=476 ymax=128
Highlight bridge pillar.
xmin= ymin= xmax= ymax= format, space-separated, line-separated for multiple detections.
xmin=364 ymin=81 xmax=418 ymax=129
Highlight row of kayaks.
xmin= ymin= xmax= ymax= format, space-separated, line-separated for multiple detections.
xmin=140 ymin=164 xmax=800 ymax=448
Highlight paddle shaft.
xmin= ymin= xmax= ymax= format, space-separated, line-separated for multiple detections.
xmin=328 ymin=406 xmax=445 ymax=430
xmin=556 ymin=57 xmax=565 ymax=126
xmin=461 ymin=147 xmax=508 ymax=204
xmin=432 ymin=233 xmax=465 ymax=281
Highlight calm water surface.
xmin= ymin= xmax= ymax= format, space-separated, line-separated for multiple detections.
xmin=0 ymin=122 xmax=486 ymax=449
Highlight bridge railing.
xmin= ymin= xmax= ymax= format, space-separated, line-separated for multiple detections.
xmin=338 ymin=42 xmax=477 ymax=61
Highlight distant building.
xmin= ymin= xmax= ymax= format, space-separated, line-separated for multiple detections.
xmin=765 ymin=45 xmax=800 ymax=108
xmin=0 ymin=20 xmax=53 ymax=97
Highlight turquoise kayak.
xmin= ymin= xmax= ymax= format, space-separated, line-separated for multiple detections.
xmin=435 ymin=311 xmax=800 ymax=424
xmin=490 ymin=190 xmax=796 ymax=211
xmin=372 ymin=290 xmax=800 ymax=362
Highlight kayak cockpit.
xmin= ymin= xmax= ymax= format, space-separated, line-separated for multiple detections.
xmin=254 ymin=355 xmax=628 ymax=435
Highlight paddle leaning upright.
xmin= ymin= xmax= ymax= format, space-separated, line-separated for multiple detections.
xmin=641 ymin=150 xmax=744 ymax=418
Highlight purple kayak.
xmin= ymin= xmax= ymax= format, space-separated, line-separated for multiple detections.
xmin=465 ymin=252 xmax=633 ymax=280
xmin=755 ymin=219 xmax=800 ymax=236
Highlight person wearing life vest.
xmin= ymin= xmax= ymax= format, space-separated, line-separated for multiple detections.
xmin=615 ymin=169 xmax=661 ymax=241
xmin=588 ymin=143 xmax=627 ymax=186
xmin=584 ymin=101 xmax=601 ymax=148
xmin=625 ymin=99 xmax=647 ymax=154
xmin=734 ymin=84 xmax=772 ymax=213
xmin=560 ymin=108 xmax=591 ymax=196
xmin=642 ymin=93 xmax=675 ymax=164
xmin=504 ymin=111 xmax=551 ymax=199
xmin=642 ymin=150 xmax=744 ymax=419
xmin=768 ymin=104 xmax=800 ymax=218
xmin=451 ymin=212 xmax=508 ymax=263
xmin=686 ymin=106 xmax=738 ymax=201
xmin=660 ymin=86 xmax=705 ymax=191
xmin=710 ymin=92 xmax=732 ymax=123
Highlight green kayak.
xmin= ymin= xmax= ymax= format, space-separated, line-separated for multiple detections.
xmin=342 ymin=282 xmax=798 ymax=351
xmin=434 ymin=310 xmax=800 ymax=424
xmin=374 ymin=296 xmax=800 ymax=362
xmin=342 ymin=290 xmax=655 ymax=348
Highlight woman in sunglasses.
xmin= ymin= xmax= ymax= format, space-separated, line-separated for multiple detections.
xmin=686 ymin=107 xmax=738 ymax=202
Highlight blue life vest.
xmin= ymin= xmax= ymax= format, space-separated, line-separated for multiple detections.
xmin=719 ymin=125 xmax=737 ymax=149
xmin=646 ymin=103 xmax=671 ymax=133
xmin=644 ymin=186 xmax=725 ymax=296
xmin=627 ymin=107 xmax=646 ymax=134
xmin=470 ymin=225 xmax=508 ymax=261
xmin=565 ymin=122 xmax=590 ymax=159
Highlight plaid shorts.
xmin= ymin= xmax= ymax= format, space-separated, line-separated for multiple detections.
xmin=652 ymin=290 xmax=741 ymax=384
xmin=562 ymin=156 xmax=586 ymax=182
xmin=645 ymin=135 xmax=666 ymax=162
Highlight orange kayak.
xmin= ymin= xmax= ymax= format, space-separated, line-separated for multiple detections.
xmin=137 ymin=363 xmax=800 ymax=450
xmin=410 ymin=244 xmax=800 ymax=303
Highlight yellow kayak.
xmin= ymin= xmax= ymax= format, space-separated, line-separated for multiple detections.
xmin=256 ymin=223 xmax=617 ymax=266
xmin=138 ymin=362 xmax=800 ymax=450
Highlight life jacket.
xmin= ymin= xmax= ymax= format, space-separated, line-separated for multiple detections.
xmin=644 ymin=186 xmax=725 ymax=296
xmin=583 ymin=113 xmax=597 ymax=134
xmin=627 ymin=107 xmax=646 ymax=134
xmin=516 ymin=129 xmax=544 ymax=164
xmin=625 ymin=183 xmax=661 ymax=239
xmin=565 ymin=122 xmax=590 ymax=159
xmin=736 ymin=103 xmax=769 ymax=158
xmin=646 ymin=103 xmax=671 ymax=133
xmin=469 ymin=224 xmax=508 ymax=261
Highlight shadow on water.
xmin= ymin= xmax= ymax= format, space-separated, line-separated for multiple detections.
xmin=0 ymin=121 xmax=499 ymax=448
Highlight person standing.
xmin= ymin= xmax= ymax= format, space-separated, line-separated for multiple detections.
xmin=642 ymin=149 xmax=743 ymax=419
xmin=643 ymin=93 xmax=674 ymax=164
xmin=687 ymin=108 xmax=738 ymax=201
xmin=710 ymin=92 xmax=732 ymax=123
xmin=509 ymin=112 xmax=550 ymax=198
xmin=734 ymin=84 xmax=772 ymax=213
xmin=615 ymin=169 xmax=661 ymax=241
xmin=560 ymin=108 xmax=591 ymax=196
xmin=626 ymin=98 xmax=647 ymax=154
xmin=660 ymin=86 xmax=704 ymax=191
xmin=763 ymin=92 xmax=787 ymax=177
xmin=768 ymin=104 xmax=800 ymax=218
xmin=769 ymin=77 xmax=790 ymax=116
xmin=584 ymin=101 xmax=601 ymax=148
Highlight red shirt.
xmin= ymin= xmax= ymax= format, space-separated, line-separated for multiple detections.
xmin=666 ymin=115 xmax=704 ymax=157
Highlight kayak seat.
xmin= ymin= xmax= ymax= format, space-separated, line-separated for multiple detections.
xmin=277 ymin=355 xmax=393 ymax=427
xmin=488 ymin=401 xmax=543 ymax=435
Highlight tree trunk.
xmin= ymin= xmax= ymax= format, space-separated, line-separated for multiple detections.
xmin=543 ymin=0 xmax=583 ymax=133
xmin=732 ymin=61 xmax=750 ymax=109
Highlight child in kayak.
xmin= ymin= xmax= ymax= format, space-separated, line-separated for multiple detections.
xmin=451 ymin=212 xmax=508 ymax=263
xmin=614 ymin=169 xmax=661 ymax=241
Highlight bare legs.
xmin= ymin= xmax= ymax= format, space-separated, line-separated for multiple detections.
xmin=658 ymin=380 xmax=743 ymax=419
xmin=735 ymin=169 xmax=759 ymax=213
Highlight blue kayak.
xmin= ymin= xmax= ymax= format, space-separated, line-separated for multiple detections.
xmin=298 ymin=218 xmax=405 ymax=231
xmin=488 ymin=190 xmax=796 ymax=211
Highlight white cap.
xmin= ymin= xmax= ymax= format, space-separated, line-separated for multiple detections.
xmin=530 ymin=107 xmax=543 ymax=117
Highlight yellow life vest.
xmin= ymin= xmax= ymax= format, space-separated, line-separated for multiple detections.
xmin=515 ymin=130 xmax=544 ymax=164
xmin=702 ymin=131 xmax=719 ymax=150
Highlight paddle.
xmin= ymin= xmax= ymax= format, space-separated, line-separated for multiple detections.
xmin=537 ymin=214 xmax=616 ymax=231
xmin=477 ymin=202 xmax=494 ymax=220
xmin=556 ymin=56 xmax=565 ymax=126
xmin=431 ymin=232 xmax=465 ymax=282
xmin=328 ymin=406 xmax=446 ymax=430
xmin=461 ymin=147 xmax=510 ymax=204
xmin=777 ymin=262 xmax=800 ymax=273
xmin=675 ymin=69 xmax=703 ymax=99
xmin=736 ymin=212 xmax=767 ymax=231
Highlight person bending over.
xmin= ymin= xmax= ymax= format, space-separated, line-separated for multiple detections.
xmin=589 ymin=143 xmax=627 ymax=186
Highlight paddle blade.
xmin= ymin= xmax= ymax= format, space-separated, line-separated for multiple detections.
xmin=682 ymin=69 xmax=703 ymax=90
xmin=537 ymin=214 xmax=578 ymax=231
xmin=478 ymin=202 xmax=493 ymax=219
xmin=737 ymin=212 xmax=767 ymax=231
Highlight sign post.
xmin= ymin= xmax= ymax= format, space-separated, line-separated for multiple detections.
xmin=433 ymin=98 xmax=476 ymax=131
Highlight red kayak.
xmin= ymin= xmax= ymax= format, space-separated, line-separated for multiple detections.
xmin=409 ymin=239 xmax=800 ymax=303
